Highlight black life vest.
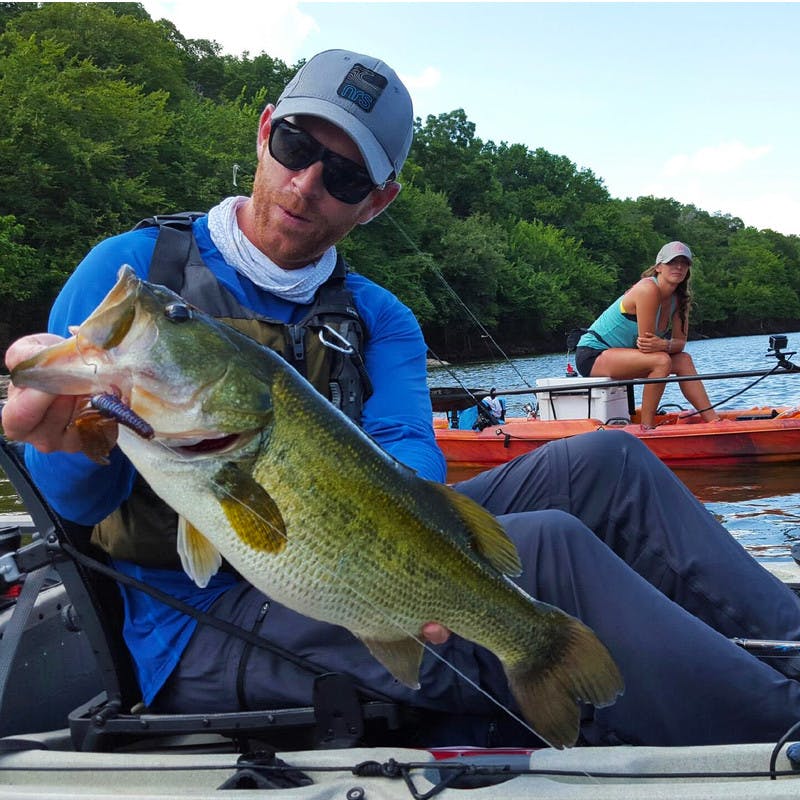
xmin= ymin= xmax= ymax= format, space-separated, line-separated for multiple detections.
xmin=135 ymin=212 xmax=373 ymax=422
xmin=90 ymin=212 xmax=372 ymax=567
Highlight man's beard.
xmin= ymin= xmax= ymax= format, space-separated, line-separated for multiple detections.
xmin=249 ymin=169 xmax=356 ymax=268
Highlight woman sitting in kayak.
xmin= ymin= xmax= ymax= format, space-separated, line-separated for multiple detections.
xmin=574 ymin=241 xmax=721 ymax=430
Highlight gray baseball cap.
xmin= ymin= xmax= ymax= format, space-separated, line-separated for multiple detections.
xmin=272 ymin=49 xmax=413 ymax=185
xmin=656 ymin=241 xmax=693 ymax=265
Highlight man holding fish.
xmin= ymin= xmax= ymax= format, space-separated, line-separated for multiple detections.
xmin=6 ymin=49 xmax=800 ymax=749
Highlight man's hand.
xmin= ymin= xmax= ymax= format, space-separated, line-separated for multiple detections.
xmin=421 ymin=622 xmax=451 ymax=645
xmin=3 ymin=334 xmax=115 ymax=454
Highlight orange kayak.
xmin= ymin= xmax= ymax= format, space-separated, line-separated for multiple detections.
xmin=434 ymin=406 xmax=800 ymax=472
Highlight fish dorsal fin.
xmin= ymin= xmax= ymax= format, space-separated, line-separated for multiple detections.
xmin=177 ymin=516 xmax=222 ymax=588
xmin=359 ymin=635 xmax=425 ymax=689
xmin=429 ymin=482 xmax=522 ymax=577
xmin=213 ymin=463 xmax=287 ymax=554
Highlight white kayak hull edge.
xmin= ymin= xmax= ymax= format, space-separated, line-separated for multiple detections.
xmin=2 ymin=741 xmax=800 ymax=799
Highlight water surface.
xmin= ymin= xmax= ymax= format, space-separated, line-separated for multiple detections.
xmin=2 ymin=333 xmax=798 ymax=562
xmin=430 ymin=332 xmax=800 ymax=563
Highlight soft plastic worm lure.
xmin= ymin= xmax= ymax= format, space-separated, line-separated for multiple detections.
xmin=90 ymin=393 xmax=154 ymax=440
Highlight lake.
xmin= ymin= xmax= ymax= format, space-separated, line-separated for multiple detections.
xmin=2 ymin=331 xmax=799 ymax=565
xmin=429 ymin=331 xmax=800 ymax=565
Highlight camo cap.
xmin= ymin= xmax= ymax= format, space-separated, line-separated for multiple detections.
xmin=656 ymin=241 xmax=693 ymax=265
xmin=272 ymin=49 xmax=413 ymax=186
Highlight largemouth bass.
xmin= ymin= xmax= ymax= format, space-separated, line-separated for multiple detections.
xmin=10 ymin=267 xmax=623 ymax=747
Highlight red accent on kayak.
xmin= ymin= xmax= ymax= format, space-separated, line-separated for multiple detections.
xmin=436 ymin=407 xmax=800 ymax=471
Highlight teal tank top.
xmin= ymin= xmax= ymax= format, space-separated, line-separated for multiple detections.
xmin=578 ymin=277 xmax=675 ymax=351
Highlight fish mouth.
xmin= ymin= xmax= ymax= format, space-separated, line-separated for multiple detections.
xmin=160 ymin=432 xmax=255 ymax=459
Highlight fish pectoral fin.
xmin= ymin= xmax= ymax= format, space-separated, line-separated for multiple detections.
xmin=360 ymin=635 xmax=425 ymax=689
xmin=177 ymin=516 xmax=222 ymax=588
xmin=213 ymin=463 xmax=287 ymax=554
xmin=429 ymin=482 xmax=523 ymax=577
xmin=69 ymin=407 xmax=117 ymax=465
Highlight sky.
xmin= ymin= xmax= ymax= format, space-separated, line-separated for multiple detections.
xmin=141 ymin=1 xmax=800 ymax=237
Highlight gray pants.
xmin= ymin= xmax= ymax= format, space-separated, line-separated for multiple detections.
xmin=152 ymin=431 xmax=800 ymax=746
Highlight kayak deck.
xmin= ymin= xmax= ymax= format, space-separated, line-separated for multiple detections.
xmin=2 ymin=739 xmax=800 ymax=798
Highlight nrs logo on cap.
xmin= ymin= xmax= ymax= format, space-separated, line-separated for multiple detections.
xmin=338 ymin=65 xmax=388 ymax=112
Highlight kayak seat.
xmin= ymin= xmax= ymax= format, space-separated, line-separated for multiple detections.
xmin=0 ymin=437 xmax=416 ymax=753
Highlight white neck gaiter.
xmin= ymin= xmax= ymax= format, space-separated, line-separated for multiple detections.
xmin=207 ymin=195 xmax=337 ymax=304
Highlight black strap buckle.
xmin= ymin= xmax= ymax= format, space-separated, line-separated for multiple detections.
xmin=313 ymin=672 xmax=365 ymax=748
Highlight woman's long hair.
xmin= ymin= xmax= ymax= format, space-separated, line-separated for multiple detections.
xmin=641 ymin=264 xmax=692 ymax=330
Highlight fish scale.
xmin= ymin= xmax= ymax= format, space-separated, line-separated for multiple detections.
xmin=11 ymin=265 xmax=624 ymax=748
xmin=257 ymin=376 xmax=508 ymax=633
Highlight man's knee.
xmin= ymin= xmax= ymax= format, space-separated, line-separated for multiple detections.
xmin=500 ymin=509 xmax=598 ymax=561
xmin=564 ymin=429 xmax=656 ymax=474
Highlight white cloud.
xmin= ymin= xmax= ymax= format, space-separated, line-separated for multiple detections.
xmin=662 ymin=140 xmax=772 ymax=178
xmin=142 ymin=0 xmax=317 ymax=62
xmin=643 ymin=140 xmax=800 ymax=232
xmin=640 ymin=175 xmax=800 ymax=235
xmin=400 ymin=66 xmax=442 ymax=92
xmin=720 ymin=191 xmax=800 ymax=235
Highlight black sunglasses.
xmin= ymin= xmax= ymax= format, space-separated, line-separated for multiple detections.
xmin=268 ymin=119 xmax=380 ymax=205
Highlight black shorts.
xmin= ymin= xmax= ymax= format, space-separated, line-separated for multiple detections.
xmin=575 ymin=346 xmax=604 ymax=377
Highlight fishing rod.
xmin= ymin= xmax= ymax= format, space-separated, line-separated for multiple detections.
xmin=381 ymin=211 xmax=534 ymax=391
xmin=732 ymin=638 xmax=800 ymax=656
xmin=434 ymin=363 xmax=800 ymax=402
xmin=435 ymin=335 xmax=800 ymax=410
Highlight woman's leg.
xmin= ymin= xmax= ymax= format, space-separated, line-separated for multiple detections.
xmin=671 ymin=351 xmax=720 ymax=421
xmin=591 ymin=349 xmax=670 ymax=426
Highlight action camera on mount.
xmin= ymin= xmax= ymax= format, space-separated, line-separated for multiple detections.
xmin=766 ymin=334 xmax=799 ymax=372
xmin=769 ymin=334 xmax=788 ymax=353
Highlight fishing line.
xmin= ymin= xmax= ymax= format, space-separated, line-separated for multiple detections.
xmin=382 ymin=212 xmax=533 ymax=390
xmin=142 ymin=434 xmax=568 ymax=752
xmin=656 ymin=361 xmax=785 ymax=426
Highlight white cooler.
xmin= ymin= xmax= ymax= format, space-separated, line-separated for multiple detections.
xmin=535 ymin=377 xmax=630 ymax=422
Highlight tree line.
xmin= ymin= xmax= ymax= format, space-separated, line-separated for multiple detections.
xmin=1 ymin=2 xmax=798 ymax=361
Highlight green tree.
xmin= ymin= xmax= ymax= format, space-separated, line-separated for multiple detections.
xmin=341 ymin=183 xmax=456 ymax=325
xmin=158 ymin=92 xmax=261 ymax=212
xmin=433 ymin=213 xmax=509 ymax=355
xmin=6 ymin=2 xmax=189 ymax=102
xmin=0 ymin=2 xmax=27 ymax=29
xmin=727 ymin=232 xmax=800 ymax=326
xmin=214 ymin=52 xmax=296 ymax=105
xmin=0 ymin=31 xmax=171 ymax=283
xmin=410 ymin=109 xmax=500 ymax=218
xmin=0 ymin=215 xmax=41 ymax=300
xmin=504 ymin=219 xmax=615 ymax=343
xmin=492 ymin=143 xmax=609 ymax=229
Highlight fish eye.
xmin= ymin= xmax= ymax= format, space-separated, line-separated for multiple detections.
xmin=164 ymin=302 xmax=192 ymax=323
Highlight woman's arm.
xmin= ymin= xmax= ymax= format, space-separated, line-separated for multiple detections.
xmin=668 ymin=307 xmax=689 ymax=353
xmin=630 ymin=280 xmax=660 ymax=339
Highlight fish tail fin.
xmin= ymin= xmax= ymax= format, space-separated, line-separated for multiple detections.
xmin=505 ymin=619 xmax=624 ymax=749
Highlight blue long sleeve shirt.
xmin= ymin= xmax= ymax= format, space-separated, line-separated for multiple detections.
xmin=25 ymin=216 xmax=446 ymax=703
